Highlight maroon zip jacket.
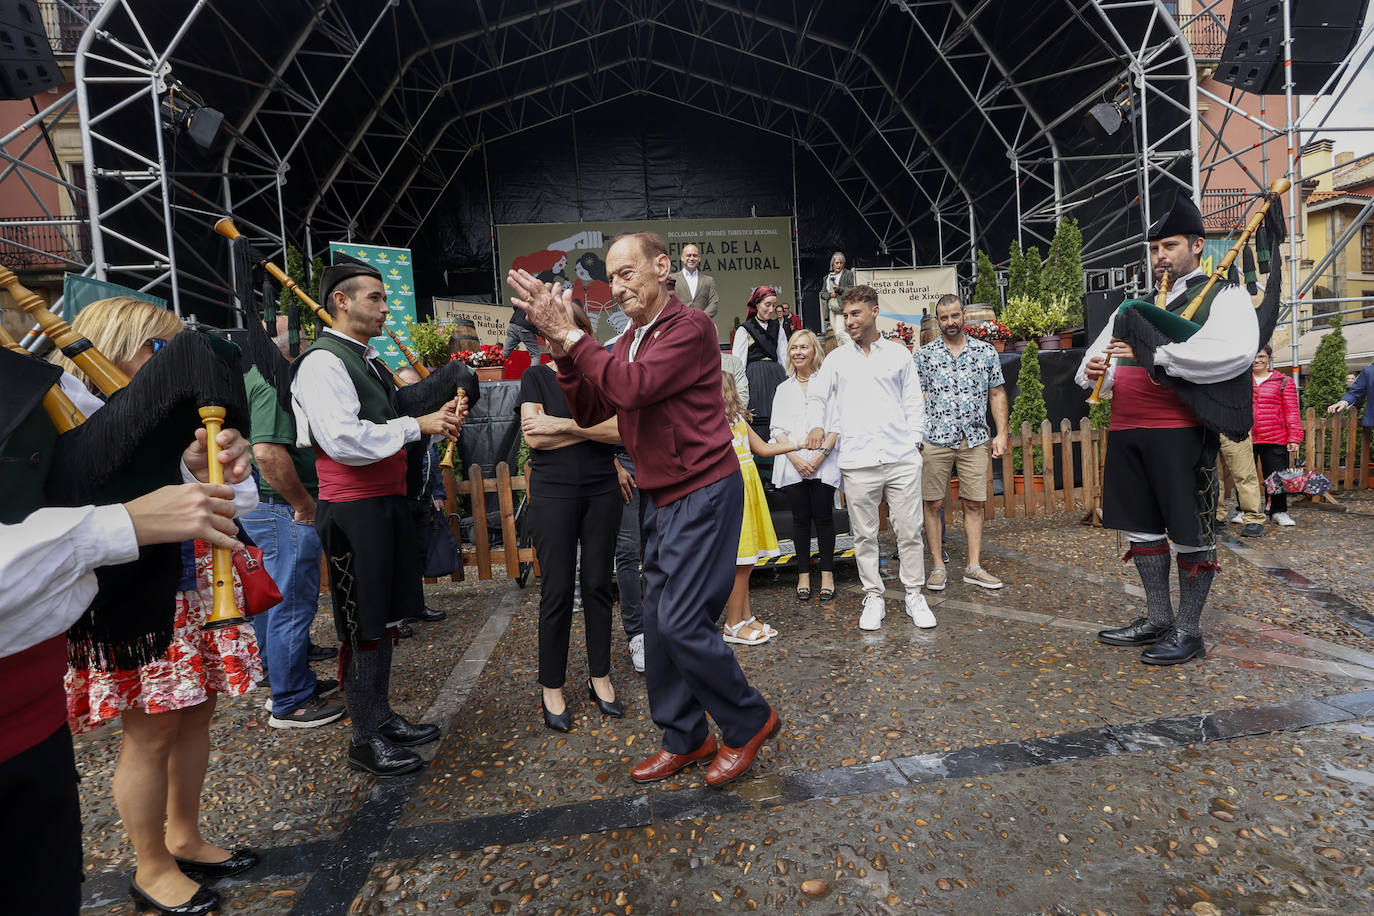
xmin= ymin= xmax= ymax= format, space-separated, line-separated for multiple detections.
xmin=555 ymin=296 xmax=737 ymax=508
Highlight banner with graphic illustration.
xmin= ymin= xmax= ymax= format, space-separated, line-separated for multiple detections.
xmin=328 ymin=242 xmax=417 ymax=370
xmin=854 ymin=266 xmax=959 ymax=334
xmin=496 ymin=217 xmax=795 ymax=342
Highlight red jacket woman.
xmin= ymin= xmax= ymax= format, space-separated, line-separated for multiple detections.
xmin=1250 ymin=346 xmax=1302 ymax=525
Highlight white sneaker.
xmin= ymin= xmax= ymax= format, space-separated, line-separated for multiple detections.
xmin=628 ymin=633 xmax=646 ymax=673
xmin=858 ymin=594 xmax=886 ymax=630
xmin=1230 ymin=511 xmax=1245 ymax=523
xmin=1272 ymin=512 xmax=1296 ymax=527
xmin=905 ymin=592 xmax=937 ymax=628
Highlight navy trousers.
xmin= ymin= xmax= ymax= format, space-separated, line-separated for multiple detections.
xmin=641 ymin=470 xmax=771 ymax=752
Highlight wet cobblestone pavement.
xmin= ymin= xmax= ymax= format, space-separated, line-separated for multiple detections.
xmin=77 ymin=506 xmax=1374 ymax=914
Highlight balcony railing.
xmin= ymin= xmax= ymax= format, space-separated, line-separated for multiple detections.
xmin=1177 ymin=12 xmax=1228 ymax=61
xmin=1202 ymin=188 xmax=1248 ymax=231
xmin=0 ymin=219 xmax=90 ymax=270
xmin=36 ymin=1 xmax=100 ymax=55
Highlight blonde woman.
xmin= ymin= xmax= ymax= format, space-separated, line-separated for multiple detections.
xmin=56 ymin=298 xmax=263 ymax=916
xmin=769 ymin=330 xmax=841 ymax=601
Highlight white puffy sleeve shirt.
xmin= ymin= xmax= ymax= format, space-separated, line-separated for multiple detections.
xmin=770 ymin=376 xmax=843 ymax=490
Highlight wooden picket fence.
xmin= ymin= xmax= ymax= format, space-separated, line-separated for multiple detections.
xmin=439 ymin=461 xmax=538 ymax=581
xmin=980 ymin=409 xmax=1374 ymax=523
xmin=1301 ymin=408 xmax=1374 ymax=493
xmin=959 ymin=418 xmax=1106 ymax=520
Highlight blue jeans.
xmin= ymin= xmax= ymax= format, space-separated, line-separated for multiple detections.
xmin=241 ymin=502 xmax=323 ymax=713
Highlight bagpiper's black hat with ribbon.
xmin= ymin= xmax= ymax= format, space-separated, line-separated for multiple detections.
xmin=320 ymin=253 xmax=383 ymax=308
xmin=1147 ymin=191 xmax=1206 ymax=241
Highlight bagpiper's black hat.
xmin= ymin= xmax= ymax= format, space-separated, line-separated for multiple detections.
xmin=1147 ymin=191 xmax=1206 ymax=241
xmin=320 ymin=253 xmax=383 ymax=309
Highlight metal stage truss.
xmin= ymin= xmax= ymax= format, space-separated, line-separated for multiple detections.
xmin=0 ymin=0 xmax=1350 ymax=338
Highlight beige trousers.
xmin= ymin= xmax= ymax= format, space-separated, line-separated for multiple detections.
xmin=842 ymin=454 xmax=925 ymax=597
xmin=1217 ymin=432 xmax=1265 ymax=524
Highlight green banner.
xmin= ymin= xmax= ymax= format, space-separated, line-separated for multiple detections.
xmin=496 ymin=217 xmax=795 ymax=342
xmin=328 ymin=241 xmax=418 ymax=370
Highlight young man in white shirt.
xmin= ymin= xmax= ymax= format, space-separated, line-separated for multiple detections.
xmin=806 ymin=285 xmax=935 ymax=631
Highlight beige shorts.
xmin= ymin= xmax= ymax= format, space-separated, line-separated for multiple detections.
xmin=922 ymin=440 xmax=990 ymax=502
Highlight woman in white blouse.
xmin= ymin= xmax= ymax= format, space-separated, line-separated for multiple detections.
xmin=769 ymin=329 xmax=842 ymax=601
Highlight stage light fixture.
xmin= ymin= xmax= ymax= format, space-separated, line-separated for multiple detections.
xmin=159 ymin=84 xmax=223 ymax=151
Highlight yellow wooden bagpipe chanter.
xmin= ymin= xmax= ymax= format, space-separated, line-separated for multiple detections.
xmin=1 ymin=265 xmax=254 ymax=657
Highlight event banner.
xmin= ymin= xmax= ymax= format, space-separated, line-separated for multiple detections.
xmin=432 ymin=298 xmax=510 ymax=346
xmin=854 ymin=266 xmax=959 ymax=333
xmin=496 ymin=217 xmax=795 ymax=341
xmin=328 ymin=241 xmax=418 ymax=370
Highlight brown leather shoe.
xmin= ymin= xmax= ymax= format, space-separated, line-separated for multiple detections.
xmin=630 ymin=736 xmax=718 ymax=783
xmin=704 ymin=707 xmax=780 ymax=788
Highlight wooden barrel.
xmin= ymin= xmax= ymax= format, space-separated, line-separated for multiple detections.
xmin=448 ymin=318 xmax=480 ymax=357
xmin=818 ymin=325 xmax=839 ymax=355
xmin=920 ymin=312 xmax=938 ymax=345
xmin=964 ymin=304 xmax=997 ymax=325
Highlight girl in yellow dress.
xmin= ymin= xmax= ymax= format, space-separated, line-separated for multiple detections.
xmin=721 ymin=372 xmax=805 ymax=645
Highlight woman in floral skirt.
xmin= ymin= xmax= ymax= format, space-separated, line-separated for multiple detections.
xmin=56 ymin=298 xmax=263 ymax=916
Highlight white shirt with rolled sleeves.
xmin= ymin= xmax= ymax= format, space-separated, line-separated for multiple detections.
xmin=805 ymin=336 xmax=925 ymax=470
xmin=0 ymin=505 xmax=139 ymax=658
xmin=1075 ymin=267 xmax=1258 ymax=395
xmin=290 ymin=328 xmax=421 ymax=463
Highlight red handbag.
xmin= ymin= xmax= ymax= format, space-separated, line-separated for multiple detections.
xmin=232 ymin=545 xmax=282 ymax=616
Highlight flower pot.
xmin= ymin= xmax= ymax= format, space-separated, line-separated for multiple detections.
xmin=1037 ymin=334 xmax=1062 ymax=351
xmin=1012 ymin=339 xmax=1030 ymax=353
xmin=475 ymin=365 xmax=504 ymax=382
xmin=992 ymin=339 xmax=1006 ymax=353
xmin=1058 ymin=330 xmax=1074 ymax=349
xmin=1012 ymin=474 xmax=1045 ymax=495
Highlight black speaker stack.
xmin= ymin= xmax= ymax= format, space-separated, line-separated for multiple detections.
xmin=1214 ymin=0 xmax=1368 ymax=94
xmin=0 ymin=0 xmax=61 ymax=100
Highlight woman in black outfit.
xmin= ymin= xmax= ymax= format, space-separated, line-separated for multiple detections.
xmin=518 ymin=304 xmax=625 ymax=731
xmin=730 ymin=285 xmax=789 ymax=449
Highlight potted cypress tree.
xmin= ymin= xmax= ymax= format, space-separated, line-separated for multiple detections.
xmin=973 ymin=249 xmax=1001 ymax=314
xmin=1045 ymin=217 xmax=1085 ymax=340
xmin=1008 ymin=342 xmax=1048 ymax=491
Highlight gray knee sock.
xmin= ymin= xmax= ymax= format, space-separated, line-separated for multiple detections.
xmin=1174 ymin=551 xmax=1219 ymax=637
xmin=344 ymin=640 xmax=394 ymax=743
xmin=1125 ymin=538 xmax=1173 ymax=627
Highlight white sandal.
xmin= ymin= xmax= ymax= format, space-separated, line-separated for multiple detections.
xmin=723 ymin=619 xmax=771 ymax=645
xmin=745 ymin=616 xmax=779 ymax=638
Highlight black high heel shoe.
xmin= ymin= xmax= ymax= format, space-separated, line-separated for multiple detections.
xmin=542 ymin=695 xmax=572 ymax=732
xmin=587 ymin=679 xmax=624 ymax=718
xmin=129 ymin=881 xmax=220 ymax=916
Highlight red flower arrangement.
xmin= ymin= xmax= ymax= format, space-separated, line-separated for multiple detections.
xmin=451 ymin=343 xmax=506 ymax=368
xmin=964 ymin=319 xmax=1010 ymax=342
xmin=880 ymin=321 xmax=915 ymax=347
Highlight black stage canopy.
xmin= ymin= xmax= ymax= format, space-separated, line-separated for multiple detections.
xmin=71 ymin=0 xmax=1195 ymax=320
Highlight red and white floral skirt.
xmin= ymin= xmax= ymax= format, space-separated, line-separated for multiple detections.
xmin=65 ymin=542 xmax=262 ymax=735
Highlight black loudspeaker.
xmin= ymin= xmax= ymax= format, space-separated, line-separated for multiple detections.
xmin=0 ymin=0 xmax=61 ymax=100
xmin=1215 ymin=0 xmax=1368 ymax=95
xmin=1086 ymin=290 xmax=1127 ymax=344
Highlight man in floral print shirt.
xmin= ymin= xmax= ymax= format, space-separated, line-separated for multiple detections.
xmin=914 ymin=294 xmax=1009 ymax=591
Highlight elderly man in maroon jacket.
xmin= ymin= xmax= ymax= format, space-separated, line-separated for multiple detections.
xmin=507 ymin=231 xmax=778 ymax=788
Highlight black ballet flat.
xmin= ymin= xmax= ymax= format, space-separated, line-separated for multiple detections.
xmin=795 ymin=586 xmax=811 ymax=601
xmin=817 ymin=587 xmax=835 ymax=602
xmin=542 ymin=696 xmax=572 ymax=732
xmin=587 ymin=679 xmax=624 ymax=718
xmin=172 ymin=846 xmax=259 ymax=879
xmin=130 ymin=881 xmax=220 ymax=915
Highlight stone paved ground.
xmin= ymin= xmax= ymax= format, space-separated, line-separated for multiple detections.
xmin=77 ymin=498 xmax=1374 ymax=915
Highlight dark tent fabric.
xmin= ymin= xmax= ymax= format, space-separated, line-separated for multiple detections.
xmin=75 ymin=1 xmax=1194 ymax=323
